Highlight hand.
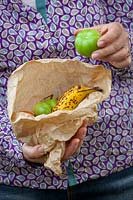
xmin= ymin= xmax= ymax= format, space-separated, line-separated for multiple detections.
xmin=22 ymin=119 xmax=88 ymax=163
xmin=75 ymin=22 xmax=131 ymax=68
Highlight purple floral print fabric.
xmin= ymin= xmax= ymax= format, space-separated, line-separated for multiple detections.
xmin=0 ymin=0 xmax=132 ymax=189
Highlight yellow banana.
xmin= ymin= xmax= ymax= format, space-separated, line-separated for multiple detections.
xmin=53 ymin=85 xmax=102 ymax=111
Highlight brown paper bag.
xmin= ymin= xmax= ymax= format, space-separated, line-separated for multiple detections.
xmin=7 ymin=59 xmax=112 ymax=175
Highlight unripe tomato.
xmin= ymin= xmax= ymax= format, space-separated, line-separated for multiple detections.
xmin=45 ymin=99 xmax=57 ymax=109
xmin=75 ymin=29 xmax=101 ymax=57
xmin=34 ymin=102 xmax=52 ymax=116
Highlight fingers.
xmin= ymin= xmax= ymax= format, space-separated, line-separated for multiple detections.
xmin=74 ymin=127 xmax=87 ymax=154
xmin=62 ymin=120 xmax=88 ymax=161
xmin=81 ymin=119 xmax=88 ymax=127
xmin=22 ymin=119 xmax=88 ymax=162
xmin=92 ymin=32 xmax=127 ymax=59
xmin=74 ymin=126 xmax=87 ymax=140
xmin=91 ymin=23 xmax=131 ymax=68
xmin=95 ymin=42 xmax=131 ymax=68
xmin=110 ymin=55 xmax=132 ymax=68
xmin=62 ymin=138 xmax=80 ymax=160
xmin=102 ymin=46 xmax=129 ymax=62
xmin=97 ymin=22 xmax=123 ymax=47
xmin=74 ymin=119 xmax=87 ymax=140
xmin=22 ymin=143 xmax=45 ymax=161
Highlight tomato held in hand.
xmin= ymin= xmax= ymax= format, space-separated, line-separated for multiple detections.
xmin=75 ymin=29 xmax=101 ymax=57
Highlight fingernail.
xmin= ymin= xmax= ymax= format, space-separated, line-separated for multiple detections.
xmin=91 ymin=52 xmax=99 ymax=59
xmin=38 ymin=145 xmax=44 ymax=153
xmin=98 ymin=40 xmax=105 ymax=47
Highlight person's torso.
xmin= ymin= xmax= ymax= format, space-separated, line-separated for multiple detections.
xmin=0 ymin=0 xmax=132 ymax=190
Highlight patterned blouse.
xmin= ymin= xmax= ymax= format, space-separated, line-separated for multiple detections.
xmin=0 ymin=0 xmax=132 ymax=190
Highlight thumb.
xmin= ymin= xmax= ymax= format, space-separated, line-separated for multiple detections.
xmin=22 ymin=143 xmax=45 ymax=160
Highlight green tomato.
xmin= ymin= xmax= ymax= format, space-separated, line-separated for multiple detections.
xmin=33 ymin=102 xmax=52 ymax=116
xmin=45 ymin=99 xmax=57 ymax=109
xmin=75 ymin=29 xmax=101 ymax=57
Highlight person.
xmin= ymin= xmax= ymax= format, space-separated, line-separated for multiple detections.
xmin=0 ymin=0 xmax=132 ymax=199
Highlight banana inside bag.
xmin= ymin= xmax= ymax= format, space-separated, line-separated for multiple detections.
xmin=7 ymin=59 xmax=112 ymax=175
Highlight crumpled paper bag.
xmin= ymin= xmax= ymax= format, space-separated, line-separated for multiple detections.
xmin=7 ymin=59 xmax=112 ymax=175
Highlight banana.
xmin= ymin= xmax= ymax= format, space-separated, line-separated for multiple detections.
xmin=53 ymin=85 xmax=102 ymax=111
